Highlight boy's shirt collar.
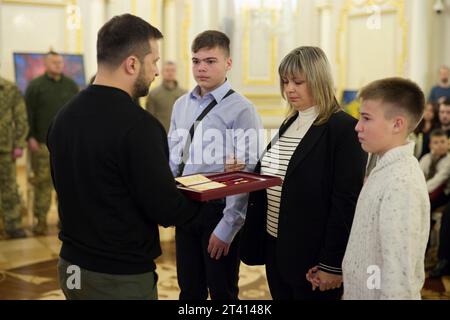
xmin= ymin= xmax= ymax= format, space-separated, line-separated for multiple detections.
xmin=189 ymin=79 xmax=231 ymax=103
xmin=431 ymin=152 xmax=447 ymax=161
xmin=374 ymin=141 xmax=415 ymax=172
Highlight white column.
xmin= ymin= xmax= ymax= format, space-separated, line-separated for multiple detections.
xmin=409 ymin=0 xmax=430 ymax=89
xmin=191 ymin=0 xmax=210 ymax=35
xmin=445 ymin=0 xmax=450 ymax=67
xmin=218 ymin=0 xmax=235 ymax=34
xmin=318 ymin=2 xmax=332 ymax=59
xmin=79 ymin=0 xmax=106 ymax=82
xmin=163 ymin=0 xmax=177 ymax=62
xmin=105 ymin=0 xmax=130 ymax=19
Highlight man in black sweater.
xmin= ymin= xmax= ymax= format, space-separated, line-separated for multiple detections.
xmin=47 ymin=14 xmax=200 ymax=300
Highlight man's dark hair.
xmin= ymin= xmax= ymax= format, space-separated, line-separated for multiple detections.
xmin=430 ymin=128 xmax=448 ymax=139
xmin=191 ymin=30 xmax=230 ymax=56
xmin=46 ymin=50 xmax=61 ymax=57
xmin=97 ymin=14 xmax=163 ymax=67
xmin=359 ymin=77 xmax=425 ymax=132
xmin=441 ymin=97 xmax=450 ymax=106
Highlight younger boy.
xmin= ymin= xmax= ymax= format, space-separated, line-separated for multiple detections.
xmin=342 ymin=78 xmax=430 ymax=300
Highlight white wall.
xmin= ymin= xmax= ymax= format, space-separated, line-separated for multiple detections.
xmin=347 ymin=13 xmax=397 ymax=89
xmin=0 ymin=2 xmax=66 ymax=82
xmin=1 ymin=0 xmax=449 ymax=111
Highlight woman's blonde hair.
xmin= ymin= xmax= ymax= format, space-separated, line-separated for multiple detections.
xmin=278 ymin=46 xmax=341 ymax=125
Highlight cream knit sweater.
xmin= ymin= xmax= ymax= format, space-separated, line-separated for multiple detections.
xmin=342 ymin=142 xmax=430 ymax=300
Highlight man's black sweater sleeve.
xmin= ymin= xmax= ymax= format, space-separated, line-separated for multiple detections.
xmin=123 ymin=115 xmax=200 ymax=227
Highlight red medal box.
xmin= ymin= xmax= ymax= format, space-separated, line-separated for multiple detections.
xmin=176 ymin=171 xmax=283 ymax=202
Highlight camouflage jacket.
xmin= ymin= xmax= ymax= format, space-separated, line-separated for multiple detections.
xmin=0 ymin=77 xmax=28 ymax=153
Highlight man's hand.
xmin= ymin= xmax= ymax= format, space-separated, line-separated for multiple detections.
xmin=28 ymin=138 xmax=40 ymax=152
xmin=12 ymin=148 xmax=23 ymax=160
xmin=207 ymin=233 xmax=230 ymax=260
xmin=306 ymin=266 xmax=342 ymax=291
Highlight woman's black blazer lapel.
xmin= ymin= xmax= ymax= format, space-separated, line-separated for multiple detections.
xmin=258 ymin=113 xmax=299 ymax=166
xmin=256 ymin=113 xmax=326 ymax=178
xmin=284 ymin=121 xmax=327 ymax=180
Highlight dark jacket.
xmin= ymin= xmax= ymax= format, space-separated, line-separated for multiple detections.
xmin=240 ymin=110 xmax=367 ymax=285
xmin=47 ymin=85 xmax=199 ymax=275
xmin=25 ymin=73 xmax=79 ymax=143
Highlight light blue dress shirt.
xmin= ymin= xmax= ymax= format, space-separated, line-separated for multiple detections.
xmin=168 ymin=80 xmax=263 ymax=243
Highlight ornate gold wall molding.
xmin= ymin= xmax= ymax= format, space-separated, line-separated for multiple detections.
xmin=242 ymin=7 xmax=278 ymax=86
xmin=244 ymin=93 xmax=281 ymax=99
xmin=244 ymin=93 xmax=285 ymax=116
xmin=336 ymin=0 xmax=408 ymax=99
xmin=315 ymin=0 xmax=334 ymax=11
xmin=2 ymin=0 xmax=66 ymax=7
xmin=68 ymin=0 xmax=82 ymax=53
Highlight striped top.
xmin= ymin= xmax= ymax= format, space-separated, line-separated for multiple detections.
xmin=261 ymin=107 xmax=318 ymax=237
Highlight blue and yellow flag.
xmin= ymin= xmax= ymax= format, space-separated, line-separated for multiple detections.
xmin=342 ymin=90 xmax=360 ymax=119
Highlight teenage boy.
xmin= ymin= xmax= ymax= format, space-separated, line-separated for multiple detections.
xmin=168 ymin=30 xmax=262 ymax=300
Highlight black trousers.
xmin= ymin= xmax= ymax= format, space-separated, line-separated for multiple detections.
xmin=427 ymin=192 xmax=450 ymax=250
xmin=175 ymin=201 xmax=240 ymax=300
xmin=431 ymin=192 xmax=450 ymax=212
xmin=265 ymin=233 xmax=342 ymax=300
xmin=439 ymin=202 xmax=450 ymax=260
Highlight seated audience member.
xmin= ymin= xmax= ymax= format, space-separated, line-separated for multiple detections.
xmin=419 ymin=129 xmax=450 ymax=210
xmin=412 ymin=103 xmax=440 ymax=159
xmin=429 ymin=66 xmax=450 ymax=104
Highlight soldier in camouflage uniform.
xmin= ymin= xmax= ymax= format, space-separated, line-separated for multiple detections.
xmin=0 ymin=76 xmax=29 ymax=239
xmin=25 ymin=51 xmax=79 ymax=235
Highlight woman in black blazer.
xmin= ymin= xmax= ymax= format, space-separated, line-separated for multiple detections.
xmin=239 ymin=47 xmax=367 ymax=300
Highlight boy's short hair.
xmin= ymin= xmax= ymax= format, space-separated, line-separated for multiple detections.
xmin=430 ymin=128 xmax=448 ymax=139
xmin=191 ymin=30 xmax=230 ymax=57
xmin=359 ymin=77 xmax=425 ymax=133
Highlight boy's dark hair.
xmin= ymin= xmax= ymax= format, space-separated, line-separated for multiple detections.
xmin=430 ymin=128 xmax=448 ymax=139
xmin=191 ymin=30 xmax=230 ymax=56
xmin=441 ymin=98 xmax=450 ymax=107
xmin=97 ymin=14 xmax=163 ymax=67
xmin=359 ymin=77 xmax=425 ymax=132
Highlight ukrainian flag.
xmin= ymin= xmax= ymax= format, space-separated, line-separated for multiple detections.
xmin=342 ymin=90 xmax=360 ymax=119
